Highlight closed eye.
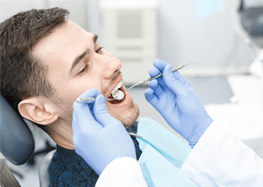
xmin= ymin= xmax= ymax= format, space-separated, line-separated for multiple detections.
xmin=78 ymin=64 xmax=89 ymax=75
xmin=78 ymin=47 xmax=103 ymax=75
xmin=95 ymin=47 xmax=103 ymax=53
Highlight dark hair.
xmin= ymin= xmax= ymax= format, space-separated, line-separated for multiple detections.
xmin=0 ymin=7 xmax=69 ymax=112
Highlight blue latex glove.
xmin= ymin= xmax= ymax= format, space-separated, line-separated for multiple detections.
xmin=72 ymin=88 xmax=136 ymax=175
xmin=145 ymin=59 xmax=213 ymax=148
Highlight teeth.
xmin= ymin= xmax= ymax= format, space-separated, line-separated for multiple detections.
xmin=109 ymin=81 xmax=123 ymax=97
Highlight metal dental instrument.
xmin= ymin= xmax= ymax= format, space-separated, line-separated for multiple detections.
xmin=127 ymin=62 xmax=196 ymax=91
xmin=76 ymin=97 xmax=116 ymax=103
xmin=128 ymin=132 xmax=142 ymax=138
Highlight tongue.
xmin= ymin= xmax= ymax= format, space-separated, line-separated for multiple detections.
xmin=112 ymin=90 xmax=124 ymax=100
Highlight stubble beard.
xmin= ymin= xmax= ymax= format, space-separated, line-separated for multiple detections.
xmin=53 ymin=94 xmax=140 ymax=129
xmin=107 ymin=101 xmax=140 ymax=129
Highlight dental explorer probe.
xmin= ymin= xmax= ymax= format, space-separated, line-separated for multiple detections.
xmin=76 ymin=97 xmax=118 ymax=103
xmin=127 ymin=62 xmax=196 ymax=91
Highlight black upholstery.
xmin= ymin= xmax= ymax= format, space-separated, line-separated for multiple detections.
xmin=0 ymin=94 xmax=35 ymax=165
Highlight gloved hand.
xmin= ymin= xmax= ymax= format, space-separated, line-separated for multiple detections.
xmin=145 ymin=59 xmax=213 ymax=148
xmin=72 ymin=88 xmax=136 ymax=175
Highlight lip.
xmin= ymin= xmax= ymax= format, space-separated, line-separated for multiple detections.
xmin=107 ymin=83 xmax=132 ymax=108
xmin=106 ymin=74 xmax=123 ymax=98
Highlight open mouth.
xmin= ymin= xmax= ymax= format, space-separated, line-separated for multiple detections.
xmin=107 ymin=80 xmax=126 ymax=104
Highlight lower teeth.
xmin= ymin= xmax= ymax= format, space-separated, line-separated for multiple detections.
xmin=112 ymin=90 xmax=124 ymax=100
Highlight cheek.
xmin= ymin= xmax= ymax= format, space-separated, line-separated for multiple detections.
xmin=65 ymin=79 xmax=103 ymax=102
xmin=52 ymin=65 xmax=103 ymax=105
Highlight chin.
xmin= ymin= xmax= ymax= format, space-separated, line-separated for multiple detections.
xmin=108 ymin=101 xmax=140 ymax=129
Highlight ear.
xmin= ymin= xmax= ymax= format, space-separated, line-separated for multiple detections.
xmin=18 ymin=97 xmax=59 ymax=125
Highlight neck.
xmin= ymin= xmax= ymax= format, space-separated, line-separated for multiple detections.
xmin=45 ymin=118 xmax=75 ymax=150
xmin=44 ymin=117 xmax=134 ymax=150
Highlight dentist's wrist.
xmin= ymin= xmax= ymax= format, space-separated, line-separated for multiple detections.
xmin=188 ymin=117 xmax=213 ymax=148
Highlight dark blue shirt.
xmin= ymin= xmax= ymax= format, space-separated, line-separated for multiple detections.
xmin=48 ymin=122 xmax=142 ymax=187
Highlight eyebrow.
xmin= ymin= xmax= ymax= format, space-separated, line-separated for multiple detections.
xmin=69 ymin=34 xmax=98 ymax=74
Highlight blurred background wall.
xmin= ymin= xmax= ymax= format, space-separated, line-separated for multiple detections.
xmin=1 ymin=0 xmax=258 ymax=82
xmin=157 ymin=0 xmax=252 ymax=76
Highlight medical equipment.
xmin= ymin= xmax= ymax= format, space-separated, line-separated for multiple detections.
xmin=111 ymin=90 xmax=124 ymax=100
xmin=76 ymin=95 xmax=123 ymax=103
xmin=128 ymin=132 xmax=142 ymax=138
xmin=127 ymin=62 xmax=196 ymax=91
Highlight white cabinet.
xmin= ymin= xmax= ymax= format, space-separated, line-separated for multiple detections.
xmin=100 ymin=0 xmax=157 ymax=84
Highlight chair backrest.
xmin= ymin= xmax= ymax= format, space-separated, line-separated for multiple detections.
xmin=0 ymin=94 xmax=35 ymax=165
xmin=39 ymin=149 xmax=56 ymax=187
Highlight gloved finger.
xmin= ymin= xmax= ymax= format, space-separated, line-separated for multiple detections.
xmin=172 ymin=70 xmax=193 ymax=89
xmin=72 ymin=88 xmax=101 ymax=125
xmin=72 ymin=111 xmax=82 ymax=146
xmin=72 ymin=110 xmax=78 ymax=134
xmin=152 ymin=59 xmax=175 ymax=89
xmin=149 ymin=67 xmax=161 ymax=77
xmin=153 ymin=59 xmax=170 ymax=72
xmin=149 ymin=67 xmax=168 ymax=89
xmin=148 ymin=79 xmax=164 ymax=98
xmin=153 ymin=60 xmax=190 ymax=87
xmin=144 ymin=88 xmax=159 ymax=107
xmin=73 ymin=101 xmax=95 ymax=121
xmin=153 ymin=59 xmax=190 ymax=85
xmin=73 ymin=102 xmax=103 ymax=133
xmin=172 ymin=71 xmax=189 ymax=86
xmin=163 ymin=65 xmax=186 ymax=96
xmin=93 ymin=94 xmax=120 ymax=127
xmin=76 ymin=88 xmax=101 ymax=103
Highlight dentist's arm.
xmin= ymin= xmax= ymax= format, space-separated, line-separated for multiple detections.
xmin=145 ymin=59 xmax=213 ymax=148
xmin=72 ymin=89 xmax=147 ymax=187
xmin=145 ymin=60 xmax=263 ymax=186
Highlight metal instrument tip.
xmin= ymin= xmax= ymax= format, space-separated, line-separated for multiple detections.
xmin=127 ymin=81 xmax=143 ymax=91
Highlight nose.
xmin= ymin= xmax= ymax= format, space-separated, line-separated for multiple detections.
xmin=100 ymin=55 xmax=122 ymax=79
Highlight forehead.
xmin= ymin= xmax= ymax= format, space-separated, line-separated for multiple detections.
xmin=32 ymin=20 xmax=93 ymax=67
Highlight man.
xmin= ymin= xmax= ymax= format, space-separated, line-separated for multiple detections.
xmin=1 ymin=7 xmax=141 ymax=186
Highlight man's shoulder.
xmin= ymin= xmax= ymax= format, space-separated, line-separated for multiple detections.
xmin=48 ymin=147 xmax=99 ymax=186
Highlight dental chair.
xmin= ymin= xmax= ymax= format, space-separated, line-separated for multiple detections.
xmin=0 ymin=94 xmax=55 ymax=187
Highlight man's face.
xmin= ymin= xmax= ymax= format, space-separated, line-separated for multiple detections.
xmin=33 ymin=20 xmax=139 ymax=127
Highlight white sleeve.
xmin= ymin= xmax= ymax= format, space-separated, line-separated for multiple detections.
xmin=181 ymin=121 xmax=263 ymax=187
xmin=96 ymin=157 xmax=148 ymax=187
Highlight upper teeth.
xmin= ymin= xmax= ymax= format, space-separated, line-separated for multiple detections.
xmin=109 ymin=81 xmax=123 ymax=96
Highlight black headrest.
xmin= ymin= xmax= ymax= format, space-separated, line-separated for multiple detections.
xmin=0 ymin=94 xmax=35 ymax=165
